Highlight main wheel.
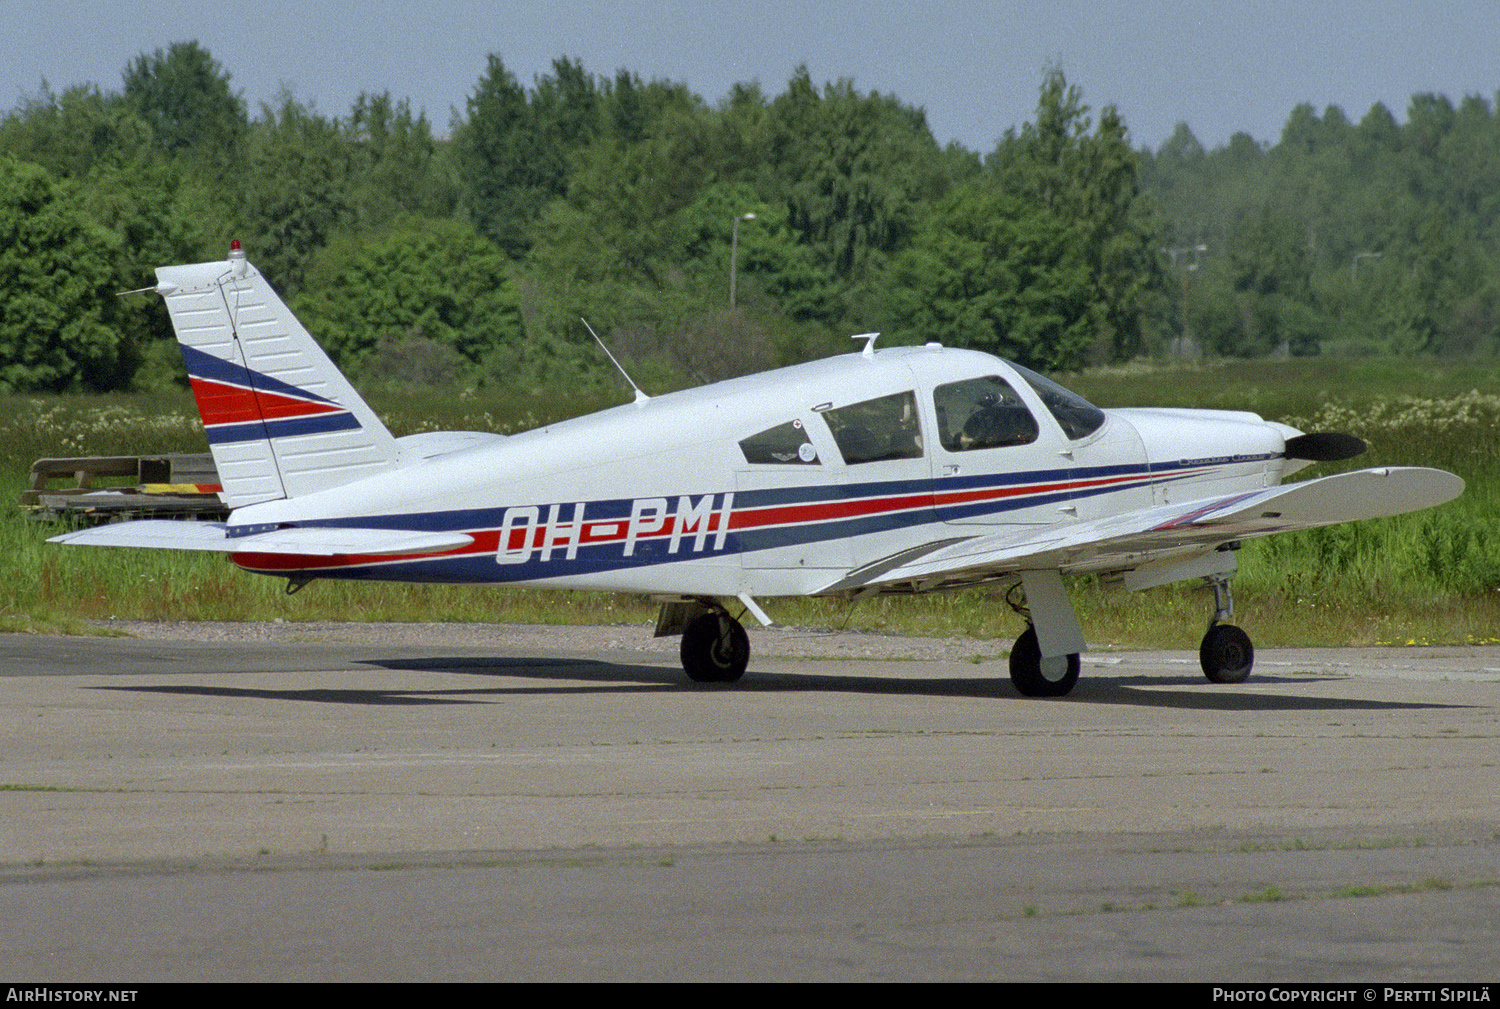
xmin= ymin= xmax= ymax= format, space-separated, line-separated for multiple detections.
xmin=680 ymin=612 xmax=750 ymax=683
xmin=1008 ymin=626 xmax=1080 ymax=697
xmin=1200 ymin=623 xmax=1254 ymax=684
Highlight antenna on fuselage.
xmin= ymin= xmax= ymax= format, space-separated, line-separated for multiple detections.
xmin=852 ymin=332 xmax=880 ymax=358
xmin=581 ymin=318 xmax=649 ymax=405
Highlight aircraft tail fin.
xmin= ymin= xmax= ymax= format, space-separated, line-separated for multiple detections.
xmin=154 ymin=244 xmax=399 ymax=508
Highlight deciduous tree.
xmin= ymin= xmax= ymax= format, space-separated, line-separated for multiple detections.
xmin=891 ymin=180 xmax=1093 ymax=371
xmin=122 ymin=41 xmax=247 ymax=171
xmin=293 ymin=216 xmax=525 ymax=381
xmin=0 ymin=156 xmax=126 ymax=391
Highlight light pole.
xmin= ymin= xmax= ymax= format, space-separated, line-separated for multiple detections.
xmin=730 ymin=213 xmax=756 ymax=308
xmin=1161 ymin=244 xmax=1207 ymax=357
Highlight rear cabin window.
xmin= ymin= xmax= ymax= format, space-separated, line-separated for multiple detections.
xmin=821 ymin=391 xmax=925 ymax=465
xmin=739 ymin=420 xmax=819 ymax=464
xmin=933 ymin=376 xmax=1039 ymax=452
xmin=1010 ymin=363 xmax=1107 ymax=441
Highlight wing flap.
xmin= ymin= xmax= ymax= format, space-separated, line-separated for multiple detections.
xmin=828 ymin=466 xmax=1462 ymax=593
xmin=51 ymin=521 xmax=473 ymax=557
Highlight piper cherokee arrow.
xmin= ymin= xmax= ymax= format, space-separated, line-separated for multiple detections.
xmin=53 ymin=243 xmax=1464 ymax=696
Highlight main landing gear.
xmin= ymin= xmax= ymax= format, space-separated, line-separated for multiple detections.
xmin=1004 ymin=581 xmax=1082 ymax=698
xmin=1008 ymin=625 xmax=1080 ymax=698
xmin=1005 ymin=567 xmax=1257 ymax=698
xmin=1199 ymin=573 xmax=1254 ymax=684
xmin=679 ymin=607 xmax=750 ymax=683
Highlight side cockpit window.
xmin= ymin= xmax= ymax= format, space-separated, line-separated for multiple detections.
xmin=1010 ymin=363 xmax=1106 ymax=441
xmin=821 ymin=391 xmax=924 ymax=465
xmin=933 ymin=376 xmax=1039 ymax=452
xmin=740 ymin=420 xmax=819 ymax=464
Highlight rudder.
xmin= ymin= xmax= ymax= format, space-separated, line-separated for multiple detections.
xmin=154 ymin=243 xmax=399 ymax=508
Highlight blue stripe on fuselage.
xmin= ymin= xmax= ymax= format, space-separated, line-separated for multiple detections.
xmin=231 ymin=458 xmax=1258 ymax=581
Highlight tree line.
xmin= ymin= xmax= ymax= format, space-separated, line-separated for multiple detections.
xmin=1141 ymin=95 xmax=1500 ymax=359
xmin=1 ymin=40 xmax=1495 ymax=394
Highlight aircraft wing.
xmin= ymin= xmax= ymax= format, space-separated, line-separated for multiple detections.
xmin=49 ymin=521 xmax=474 ymax=557
xmin=822 ymin=466 xmax=1464 ymax=594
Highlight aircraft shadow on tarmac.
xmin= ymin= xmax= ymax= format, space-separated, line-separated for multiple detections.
xmin=96 ymin=657 xmax=675 ymax=706
xmin=93 ymin=653 xmax=1468 ymax=713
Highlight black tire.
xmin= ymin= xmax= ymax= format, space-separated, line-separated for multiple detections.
xmin=1200 ymin=623 xmax=1254 ymax=684
xmin=1008 ymin=626 xmax=1080 ymax=697
xmin=680 ymin=612 xmax=750 ymax=683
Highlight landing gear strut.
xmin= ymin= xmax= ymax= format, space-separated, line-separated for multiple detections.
xmin=680 ymin=609 xmax=750 ymax=683
xmin=1199 ymin=572 xmax=1254 ymax=684
xmin=1003 ymin=580 xmax=1083 ymax=697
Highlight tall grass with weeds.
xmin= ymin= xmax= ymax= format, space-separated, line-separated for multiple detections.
xmin=1226 ymin=386 xmax=1500 ymax=644
xmin=4 ymin=358 xmax=1498 ymax=646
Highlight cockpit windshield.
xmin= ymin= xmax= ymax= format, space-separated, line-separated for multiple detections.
xmin=1008 ymin=363 xmax=1106 ymax=441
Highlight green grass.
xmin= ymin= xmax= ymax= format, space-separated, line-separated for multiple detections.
xmin=4 ymin=357 xmax=1500 ymax=646
xmin=1062 ymin=356 xmax=1500 ymax=422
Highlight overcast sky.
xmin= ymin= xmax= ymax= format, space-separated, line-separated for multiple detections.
xmin=5 ymin=1 xmax=1496 ymax=153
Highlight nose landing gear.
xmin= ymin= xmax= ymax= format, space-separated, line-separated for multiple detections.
xmin=1199 ymin=572 xmax=1254 ymax=684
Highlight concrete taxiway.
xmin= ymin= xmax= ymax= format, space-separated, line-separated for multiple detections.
xmin=1 ymin=622 xmax=1497 ymax=981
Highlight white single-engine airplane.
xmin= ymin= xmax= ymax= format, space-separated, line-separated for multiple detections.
xmin=55 ymin=244 xmax=1464 ymax=696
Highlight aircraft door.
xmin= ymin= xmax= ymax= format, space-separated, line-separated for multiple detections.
xmin=733 ymin=380 xmax=940 ymax=587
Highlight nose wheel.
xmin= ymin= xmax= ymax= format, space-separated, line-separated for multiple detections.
xmin=1200 ymin=623 xmax=1254 ymax=683
xmin=1199 ymin=573 xmax=1254 ymax=684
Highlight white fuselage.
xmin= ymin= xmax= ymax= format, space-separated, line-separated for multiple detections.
xmin=225 ymin=345 xmax=1301 ymax=596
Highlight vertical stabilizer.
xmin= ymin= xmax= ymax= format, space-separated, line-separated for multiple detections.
xmin=154 ymin=245 xmax=399 ymax=508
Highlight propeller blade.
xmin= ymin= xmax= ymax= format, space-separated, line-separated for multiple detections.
xmin=1285 ymin=432 xmax=1367 ymax=462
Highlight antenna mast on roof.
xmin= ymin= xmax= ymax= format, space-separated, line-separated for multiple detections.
xmin=581 ymin=319 xmax=649 ymax=405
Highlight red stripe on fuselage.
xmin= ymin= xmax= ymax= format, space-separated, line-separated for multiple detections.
xmin=231 ymin=467 xmax=1215 ymax=574
xmin=232 ymin=530 xmax=500 ymax=572
xmin=729 ymin=491 xmax=934 ymax=531
xmin=930 ymin=470 xmax=1171 ymax=509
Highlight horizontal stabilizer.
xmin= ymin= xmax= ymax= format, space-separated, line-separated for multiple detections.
xmin=50 ymin=521 xmax=473 ymax=557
